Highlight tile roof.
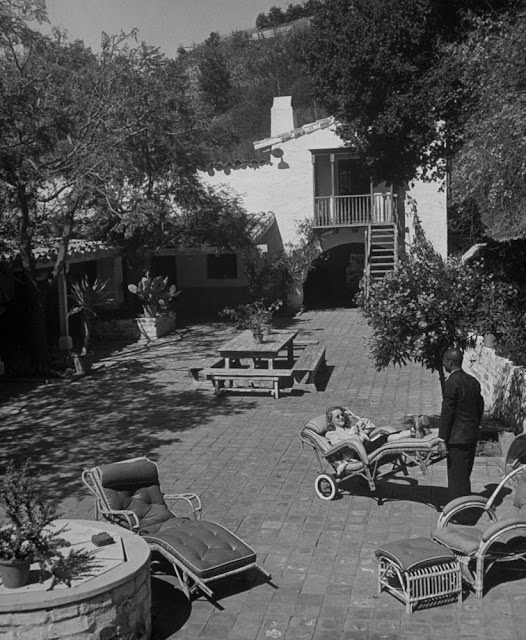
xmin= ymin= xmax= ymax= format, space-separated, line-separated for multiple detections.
xmin=253 ymin=116 xmax=335 ymax=151
xmin=0 ymin=239 xmax=118 ymax=265
xmin=247 ymin=211 xmax=276 ymax=242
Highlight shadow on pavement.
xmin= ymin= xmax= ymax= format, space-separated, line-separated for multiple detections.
xmin=338 ymin=475 xmax=451 ymax=510
xmin=151 ymin=576 xmax=191 ymax=639
xmin=150 ymin=568 xmax=273 ymax=639
xmin=0 ymin=327 xmax=257 ymax=502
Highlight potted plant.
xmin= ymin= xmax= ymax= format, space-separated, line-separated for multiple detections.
xmin=279 ymin=220 xmax=322 ymax=314
xmin=128 ymin=272 xmax=181 ymax=341
xmin=68 ymin=276 xmax=113 ymax=375
xmin=0 ymin=462 xmax=94 ymax=589
xmin=220 ymin=299 xmax=282 ymax=342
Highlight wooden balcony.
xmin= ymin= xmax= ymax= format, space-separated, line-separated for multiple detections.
xmin=313 ymin=193 xmax=396 ymax=228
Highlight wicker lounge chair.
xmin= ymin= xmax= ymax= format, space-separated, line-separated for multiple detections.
xmin=432 ymin=434 xmax=526 ymax=598
xmin=300 ymin=413 xmax=443 ymax=501
xmin=82 ymin=456 xmax=271 ymax=601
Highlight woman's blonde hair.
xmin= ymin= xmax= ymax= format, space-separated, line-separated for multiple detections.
xmin=326 ymin=406 xmax=350 ymax=430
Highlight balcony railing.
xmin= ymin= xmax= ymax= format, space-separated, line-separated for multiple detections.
xmin=314 ymin=193 xmax=395 ymax=227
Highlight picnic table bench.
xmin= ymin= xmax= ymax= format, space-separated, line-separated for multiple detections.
xmin=201 ymin=363 xmax=293 ymax=399
xmin=292 ymin=344 xmax=326 ymax=391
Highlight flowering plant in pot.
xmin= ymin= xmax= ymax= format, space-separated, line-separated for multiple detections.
xmin=128 ymin=272 xmax=182 ymax=340
xmin=0 ymin=462 xmax=95 ymax=589
xmin=220 ymin=299 xmax=282 ymax=342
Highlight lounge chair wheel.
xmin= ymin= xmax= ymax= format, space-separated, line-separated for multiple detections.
xmin=315 ymin=473 xmax=338 ymax=501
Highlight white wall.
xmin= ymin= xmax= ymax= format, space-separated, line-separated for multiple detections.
xmin=201 ymin=126 xmax=448 ymax=257
xmin=201 ymin=126 xmax=344 ymax=246
xmin=406 ymin=177 xmax=448 ymax=258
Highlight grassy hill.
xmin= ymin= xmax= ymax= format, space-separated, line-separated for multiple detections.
xmin=177 ymin=17 xmax=325 ymax=164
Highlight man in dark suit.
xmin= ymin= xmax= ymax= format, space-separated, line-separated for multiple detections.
xmin=438 ymin=348 xmax=484 ymax=500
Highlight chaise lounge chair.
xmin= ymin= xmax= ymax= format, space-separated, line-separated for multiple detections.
xmin=432 ymin=434 xmax=526 ymax=598
xmin=300 ymin=413 xmax=443 ymax=501
xmin=82 ymin=456 xmax=271 ymax=601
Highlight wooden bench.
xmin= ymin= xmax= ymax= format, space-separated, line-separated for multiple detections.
xmin=292 ymin=344 xmax=326 ymax=391
xmin=189 ymin=358 xmax=224 ymax=381
xmin=202 ymin=366 xmax=293 ymax=399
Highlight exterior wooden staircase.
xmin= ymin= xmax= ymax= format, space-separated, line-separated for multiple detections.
xmin=365 ymin=223 xmax=398 ymax=293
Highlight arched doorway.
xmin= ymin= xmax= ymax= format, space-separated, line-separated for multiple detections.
xmin=304 ymin=242 xmax=365 ymax=309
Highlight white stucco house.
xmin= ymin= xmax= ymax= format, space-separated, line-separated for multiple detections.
xmin=198 ymin=96 xmax=447 ymax=308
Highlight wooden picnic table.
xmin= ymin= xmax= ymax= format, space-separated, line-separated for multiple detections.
xmin=218 ymin=329 xmax=298 ymax=368
xmin=202 ymin=329 xmax=326 ymax=399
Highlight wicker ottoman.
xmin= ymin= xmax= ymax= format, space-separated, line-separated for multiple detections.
xmin=375 ymin=537 xmax=462 ymax=613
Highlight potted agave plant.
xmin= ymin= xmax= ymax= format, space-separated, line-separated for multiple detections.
xmin=0 ymin=462 xmax=94 ymax=589
xmin=128 ymin=272 xmax=182 ymax=341
xmin=68 ymin=276 xmax=113 ymax=375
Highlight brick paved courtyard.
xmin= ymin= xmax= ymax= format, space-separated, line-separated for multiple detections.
xmin=0 ymin=309 xmax=523 ymax=640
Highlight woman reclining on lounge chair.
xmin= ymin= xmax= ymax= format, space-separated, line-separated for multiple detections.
xmin=325 ymin=406 xmax=428 ymax=475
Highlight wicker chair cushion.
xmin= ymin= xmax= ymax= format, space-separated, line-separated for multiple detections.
xmin=432 ymin=525 xmax=485 ymax=555
xmin=304 ymin=414 xmax=328 ymax=436
xmin=375 ymin=537 xmax=457 ymax=571
xmin=144 ymin=519 xmax=257 ymax=580
xmin=513 ymin=470 xmax=526 ymax=511
xmin=367 ymin=433 xmax=439 ymax=463
xmin=99 ymin=459 xmax=173 ymax=531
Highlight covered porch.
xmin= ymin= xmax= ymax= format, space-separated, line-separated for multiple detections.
xmin=311 ymin=150 xmax=396 ymax=227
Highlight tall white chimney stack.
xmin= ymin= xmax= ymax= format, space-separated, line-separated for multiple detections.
xmin=270 ymin=96 xmax=296 ymax=137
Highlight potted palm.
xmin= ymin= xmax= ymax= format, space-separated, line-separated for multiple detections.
xmin=68 ymin=276 xmax=113 ymax=375
xmin=0 ymin=462 xmax=94 ymax=589
xmin=128 ymin=272 xmax=182 ymax=341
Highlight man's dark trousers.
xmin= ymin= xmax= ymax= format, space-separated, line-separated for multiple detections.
xmin=447 ymin=442 xmax=477 ymax=500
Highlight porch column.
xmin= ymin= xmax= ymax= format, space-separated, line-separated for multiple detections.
xmin=330 ymin=153 xmax=336 ymax=224
xmin=370 ymin=178 xmax=374 ymax=223
xmin=311 ymin=154 xmax=317 ymax=224
xmin=57 ymin=269 xmax=73 ymax=351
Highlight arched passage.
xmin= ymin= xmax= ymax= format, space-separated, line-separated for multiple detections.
xmin=304 ymin=242 xmax=365 ymax=309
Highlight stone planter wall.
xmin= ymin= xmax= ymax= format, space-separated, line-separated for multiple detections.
xmin=0 ymin=520 xmax=151 ymax=640
xmin=136 ymin=314 xmax=176 ymax=341
xmin=465 ymin=343 xmax=526 ymax=435
xmin=0 ymin=567 xmax=151 ymax=639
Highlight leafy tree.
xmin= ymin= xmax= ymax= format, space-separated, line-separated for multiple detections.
xmin=302 ymin=0 xmax=517 ymax=183
xmin=449 ymin=10 xmax=526 ymax=241
xmin=359 ymin=217 xmax=482 ymax=394
xmin=285 ymin=4 xmax=306 ymax=22
xmin=181 ymin=25 xmax=320 ymax=163
xmin=0 ymin=2 xmax=248 ymax=371
xmin=255 ymin=12 xmax=270 ymax=30
xmin=198 ymin=32 xmax=233 ymax=114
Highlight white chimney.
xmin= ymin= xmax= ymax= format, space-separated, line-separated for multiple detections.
xmin=271 ymin=96 xmax=296 ymax=137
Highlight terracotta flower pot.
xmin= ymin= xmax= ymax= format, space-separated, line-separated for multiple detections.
xmin=286 ymin=278 xmax=304 ymax=314
xmin=0 ymin=558 xmax=31 ymax=588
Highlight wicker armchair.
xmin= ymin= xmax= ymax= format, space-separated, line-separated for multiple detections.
xmin=433 ymin=435 xmax=526 ymax=598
